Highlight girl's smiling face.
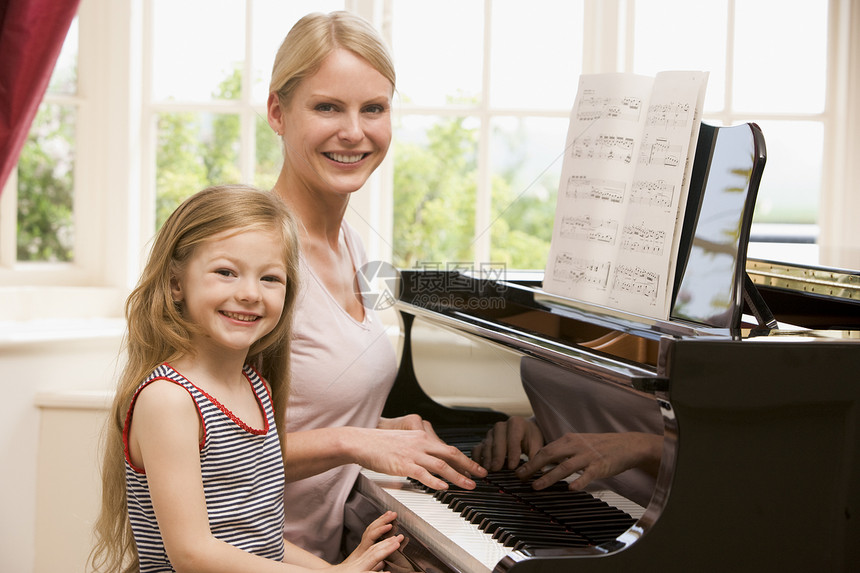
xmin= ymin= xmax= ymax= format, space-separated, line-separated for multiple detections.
xmin=171 ymin=227 xmax=288 ymax=357
xmin=271 ymin=48 xmax=393 ymax=198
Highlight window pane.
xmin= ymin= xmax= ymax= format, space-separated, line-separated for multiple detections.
xmin=490 ymin=0 xmax=584 ymax=109
xmin=155 ymin=112 xmax=241 ymax=229
xmin=489 ymin=116 xmax=567 ymax=269
xmin=48 ymin=16 xmax=78 ymax=95
xmin=255 ymin=114 xmax=281 ymax=190
xmin=751 ymin=120 xmax=822 ymax=224
xmin=17 ymin=104 xmax=76 ymax=262
xmin=733 ymin=0 xmax=827 ymax=112
xmin=391 ymin=0 xmax=484 ymax=107
xmin=251 ymin=0 xmax=345 ymax=103
xmin=633 ymin=0 xmax=727 ymax=113
xmin=392 ymin=115 xmax=479 ymax=268
xmin=152 ymin=0 xmax=245 ymax=101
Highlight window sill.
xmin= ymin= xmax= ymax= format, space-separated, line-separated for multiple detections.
xmin=0 ymin=316 xmax=125 ymax=349
xmin=0 ymin=285 xmax=127 ymax=323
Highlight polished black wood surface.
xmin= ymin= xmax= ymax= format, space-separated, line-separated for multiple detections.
xmin=374 ymin=266 xmax=860 ymax=572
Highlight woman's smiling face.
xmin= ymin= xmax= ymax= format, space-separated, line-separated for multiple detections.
xmin=277 ymin=48 xmax=393 ymax=198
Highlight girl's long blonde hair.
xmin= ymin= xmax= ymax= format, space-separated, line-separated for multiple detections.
xmin=90 ymin=185 xmax=300 ymax=572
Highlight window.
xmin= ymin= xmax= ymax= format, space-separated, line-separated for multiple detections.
xmin=1 ymin=0 xmax=137 ymax=320
xmin=390 ymin=0 xmax=583 ymax=270
xmin=3 ymin=0 xmax=857 ymax=323
xmin=630 ymin=0 xmax=829 ymax=263
xmin=387 ymin=0 xmax=835 ymax=270
xmin=145 ymin=0 xmax=345 ymax=231
xmin=1 ymin=19 xmax=79 ymax=270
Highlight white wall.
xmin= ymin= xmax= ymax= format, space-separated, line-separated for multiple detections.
xmin=0 ymin=321 xmax=124 ymax=573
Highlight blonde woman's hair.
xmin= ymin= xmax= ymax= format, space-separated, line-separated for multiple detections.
xmin=89 ymin=184 xmax=300 ymax=572
xmin=269 ymin=10 xmax=395 ymax=107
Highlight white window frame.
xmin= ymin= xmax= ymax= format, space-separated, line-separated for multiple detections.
xmin=2 ymin=0 xmax=858 ymax=324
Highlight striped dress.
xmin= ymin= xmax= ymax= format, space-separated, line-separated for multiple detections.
xmin=124 ymin=363 xmax=286 ymax=571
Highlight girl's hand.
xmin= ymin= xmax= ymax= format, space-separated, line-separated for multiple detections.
xmin=356 ymin=511 xmax=397 ymax=553
xmin=335 ymin=512 xmax=403 ymax=572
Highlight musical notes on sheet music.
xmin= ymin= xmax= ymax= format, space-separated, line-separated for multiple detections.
xmin=564 ymin=176 xmax=626 ymax=203
xmin=544 ymin=70 xmax=709 ymax=318
xmin=620 ymin=222 xmax=666 ymax=256
xmin=571 ymin=134 xmax=635 ymax=164
xmin=611 ymin=265 xmax=660 ymax=304
xmin=551 ymin=253 xmax=611 ymax=289
xmin=639 ymin=137 xmax=683 ymax=167
xmin=576 ymin=90 xmax=643 ymax=123
xmin=630 ymin=179 xmax=675 ymax=207
xmin=559 ymin=215 xmax=619 ymax=245
xmin=646 ymin=101 xmax=692 ymax=128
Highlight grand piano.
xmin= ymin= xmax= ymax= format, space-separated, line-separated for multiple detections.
xmin=347 ymin=123 xmax=860 ymax=572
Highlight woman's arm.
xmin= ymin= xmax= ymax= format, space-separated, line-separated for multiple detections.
xmin=282 ymin=421 xmax=486 ymax=490
xmin=130 ymin=381 xmax=400 ymax=572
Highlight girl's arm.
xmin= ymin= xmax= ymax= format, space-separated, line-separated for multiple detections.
xmin=129 ymin=381 xmax=400 ymax=573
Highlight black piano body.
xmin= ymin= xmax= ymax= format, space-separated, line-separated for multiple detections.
xmin=367 ymin=262 xmax=860 ymax=572
xmin=350 ymin=121 xmax=860 ymax=571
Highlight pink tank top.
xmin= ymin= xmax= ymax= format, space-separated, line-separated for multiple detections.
xmin=282 ymin=221 xmax=397 ymax=561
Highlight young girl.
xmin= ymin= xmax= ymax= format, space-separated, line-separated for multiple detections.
xmin=90 ymin=184 xmax=402 ymax=573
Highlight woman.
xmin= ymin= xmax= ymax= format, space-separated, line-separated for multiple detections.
xmin=266 ymin=11 xmax=485 ymax=561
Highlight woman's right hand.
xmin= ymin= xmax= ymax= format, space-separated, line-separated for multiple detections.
xmin=357 ymin=418 xmax=487 ymax=491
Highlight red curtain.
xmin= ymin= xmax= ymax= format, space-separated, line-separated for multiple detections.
xmin=0 ymin=0 xmax=80 ymax=195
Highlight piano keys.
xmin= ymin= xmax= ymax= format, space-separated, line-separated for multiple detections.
xmin=355 ymin=426 xmax=648 ymax=573
xmin=356 ymin=468 xmax=645 ymax=573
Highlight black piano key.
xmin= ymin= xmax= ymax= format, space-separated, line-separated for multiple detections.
xmin=465 ymin=506 xmax=543 ymax=524
xmin=441 ymin=491 xmax=511 ymax=505
xmin=514 ymin=535 xmax=592 ymax=551
xmin=480 ymin=513 xmax=551 ymax=524
xmin=489 ymin=522 xmax=572 ymax=539
xmin=480 ymin=517 xmax=567 ymax=536
xmin=498 ymin=529 xmax=591 ymax=548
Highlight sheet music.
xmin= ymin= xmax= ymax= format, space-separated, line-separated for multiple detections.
xmin=544 ymin=71 xmax=708 ymax=319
